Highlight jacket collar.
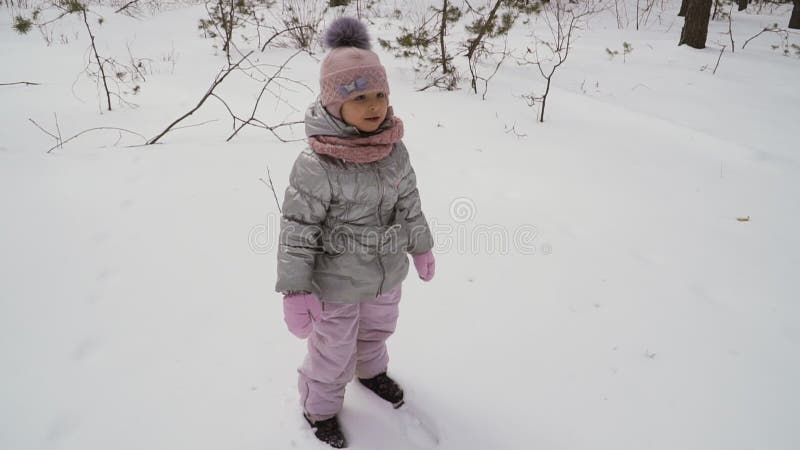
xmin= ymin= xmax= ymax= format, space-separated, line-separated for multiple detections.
xmin=305 ymin=99 xmax=395 ymax=139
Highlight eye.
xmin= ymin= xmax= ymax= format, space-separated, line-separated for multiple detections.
xmin=376 ymin=92 xmax=386 ymax=99
xmin=354 ymin=95 xmax=366 ymax=101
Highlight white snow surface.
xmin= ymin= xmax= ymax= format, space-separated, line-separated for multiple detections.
xmin=1 ymin=2 xmax=799 ymax=450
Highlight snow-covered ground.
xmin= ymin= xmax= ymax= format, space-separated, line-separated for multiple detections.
xmin=1 ymin=2 xmax=799 ymax=449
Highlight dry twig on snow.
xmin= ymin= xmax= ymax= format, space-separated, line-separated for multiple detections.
xmin=1 ymin=81 xmax=41 ymax=86
xmin=29 ymin=117 xmax=146 ymax=153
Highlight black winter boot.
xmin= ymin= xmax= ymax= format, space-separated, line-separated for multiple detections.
xmin=304 ymin=414 xmax=347 ymax=448
xmin=358 ymin=372 xmax=405 ymax=408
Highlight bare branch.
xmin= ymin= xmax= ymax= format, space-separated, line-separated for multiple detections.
xmin=226 ymin=50 xmax=303 ymax=142
xmin=54 ymin=113 xmax=63 ymax=151
xmin=0 ymin=81 xmax=41 ymax=86
xmin=28 ymin=118 xmax=59 ymax=141
xmin=76 ymin=8 xmax=111 ymax=111
xmin=114 ymin=0 xmax=140 ymax=14
xmin=728 ymin=6 xmax=735 ymax=52
xmin=29 ymin=117 xmax=146 ymax=153
xmin=81 ymin=9 xmax=112 ymax=111
xmin=259 ymin=165 xmax=282 ymax=214
xmin=46 ymin=127 xmax=146 ymax=153
xmin=480 ymin=39 xmax=510 ymax=100
xmin=260 ymin=25 xmax=314 ymax=52
xmin=147 ymin=51 xmax=254 ymax=145
xmin=227 ymin=119 xmax=304 ymax=143
xmin=517 ymin=0 xmax=599 ymax=122
xmin=742 ymin=25 xmax=795 ymax=49
xmin=37 ymin=11 xmax=70 ymax=28
xmin=504 ymin=122 xmax=528 ymax=138
xmin=464 ymin=0 xmax=505 ymax=94
xmin=172 ymin=119 xmax=220 ymax=131
xmin=126 ymin=42 xmax=150 ymax=82
xmin=712 ymin=45 xmax=726 ymax=74
xmin=210 ymin=93 xmax=239 ymax=129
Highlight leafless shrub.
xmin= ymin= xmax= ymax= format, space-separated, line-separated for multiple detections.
xmin=518 ymin=0 xmax=604 ymax=122
xmin=280 ymin=0 xmax=327 ymax=50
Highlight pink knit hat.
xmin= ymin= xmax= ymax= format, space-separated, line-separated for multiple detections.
xmin=320 ymin=17 xmax=390 ymax=119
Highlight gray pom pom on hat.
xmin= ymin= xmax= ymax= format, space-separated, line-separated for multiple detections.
xmin=324 ymin=17 xmax=371 ymax=50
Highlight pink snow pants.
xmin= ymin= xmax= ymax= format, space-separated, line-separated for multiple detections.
xmin=298 ymin=285 xmax=402 ymax=422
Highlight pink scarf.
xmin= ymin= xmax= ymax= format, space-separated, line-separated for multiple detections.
xmin=309 ymin=117 xmax=404 ymax=164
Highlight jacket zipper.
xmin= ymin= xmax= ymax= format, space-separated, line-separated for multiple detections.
xmin=374 ymin=167 xmax=386 ymax=296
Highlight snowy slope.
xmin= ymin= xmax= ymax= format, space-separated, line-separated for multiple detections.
xmin=1 ymin=2 xmax=799 ymax=450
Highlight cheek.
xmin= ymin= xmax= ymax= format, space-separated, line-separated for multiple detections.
xmin=341 ymin=104 xmax=360 ymax=121
xmin=352 ymin=104 xmax=368 ymax=116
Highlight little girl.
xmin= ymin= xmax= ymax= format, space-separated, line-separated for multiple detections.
xmin=275 ymin=17 xmax=435 ymax=449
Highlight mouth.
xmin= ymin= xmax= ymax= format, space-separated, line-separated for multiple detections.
xmin=364 ymin=116 xmax=382 ymax=122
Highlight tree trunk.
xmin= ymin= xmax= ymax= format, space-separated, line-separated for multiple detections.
xmin=440 ymin=0 xmax=449 ymax=74
xmin=790 ymin=0 xmax=800 ymax=29
xmin=679 ymin=0 xmax=713 ymax=49
xmin=466 ymin=0 xmax=503 ymax=94
xmin=737 ymin=0 xmax=747 ymax=12
xmin=540 ymin=77 xmax=551 ymax=123
xmin=679 ymin=0 xmax=689 ymax=16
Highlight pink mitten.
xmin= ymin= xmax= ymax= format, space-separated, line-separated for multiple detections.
xmin=282 ymin=293 xmax=322 ymax=339
xmin=412 ymin=250 xmax=436 ymax=282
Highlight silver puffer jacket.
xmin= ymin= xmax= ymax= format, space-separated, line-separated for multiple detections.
xmin=275 ymin=102 xmax=434 ymax=303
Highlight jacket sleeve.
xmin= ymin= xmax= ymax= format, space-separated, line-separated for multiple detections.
xmin=395 ymin=143 xmax=434 ymax=255
xmin=275 ymin=151 xmax=331 ymax=294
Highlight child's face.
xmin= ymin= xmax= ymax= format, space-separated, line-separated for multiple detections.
xmin=340 ymin=91 xmax=388 ymax=133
